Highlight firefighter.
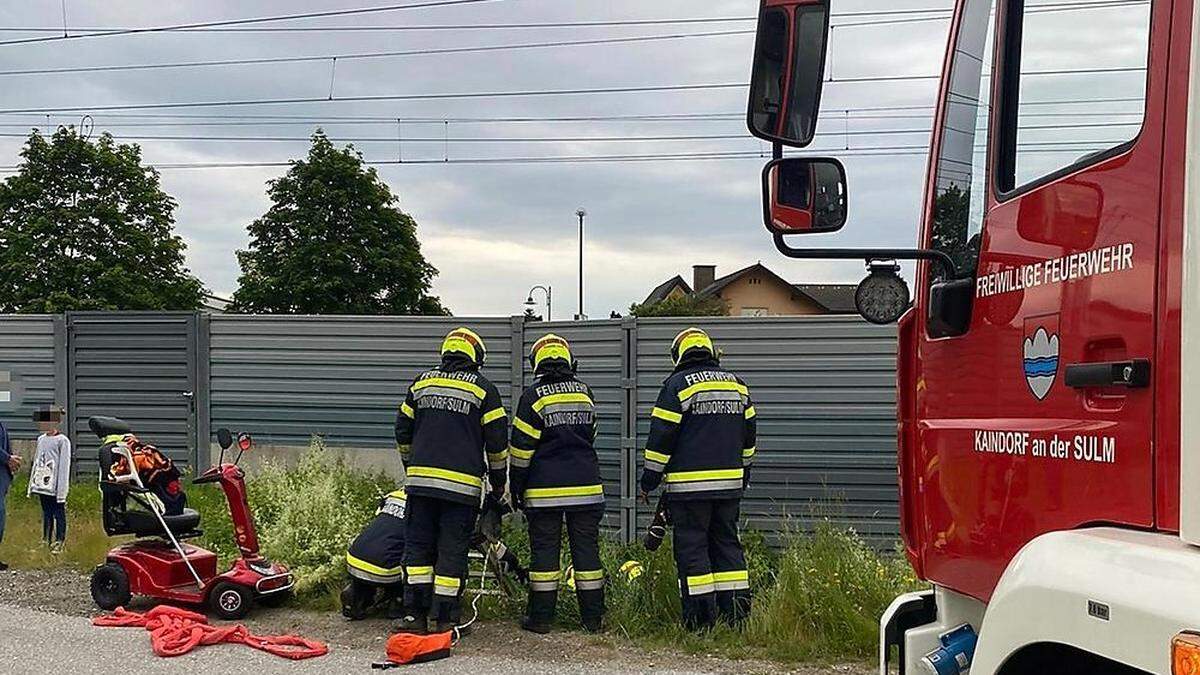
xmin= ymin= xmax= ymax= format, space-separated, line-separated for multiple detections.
xmin=394 ymin=327 xmax=509 ymax=634
xmin=510 ymin=334 xmax=606 ymax=634
xmin=342 ymin=487 xmax=528 ymax=621
xmin=343 ymin=488 xmax=409 ymax=621
xmin=638 ymin=328 xmax=756 ymax=631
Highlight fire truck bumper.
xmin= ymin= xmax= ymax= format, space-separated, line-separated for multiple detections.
xmin=879 ymin=586 xmax=985 ymax=675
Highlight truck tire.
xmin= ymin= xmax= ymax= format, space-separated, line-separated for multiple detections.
xmin=91 ymin=562 xmax=132 ymax=611
xmin=210 ymin=581 xmax=253 ymax=620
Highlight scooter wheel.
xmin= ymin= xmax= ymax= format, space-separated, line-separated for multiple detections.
xmin=210 ymin=581 xmax=253 ymax=620
xmin=91 ymin=562 xmax=132 ymax=611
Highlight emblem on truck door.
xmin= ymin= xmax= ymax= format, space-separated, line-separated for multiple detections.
xmin=1023 ymin=316 xmax=1060 ymax=401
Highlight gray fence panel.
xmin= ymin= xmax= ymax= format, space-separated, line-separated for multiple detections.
xmin=0 ymin=315 xmax=57 ymax=440
xmin=520 ymin=320 xmax=626 ymax=537
xmin=633 ymin=317 xmax=899 ymax=546
xmin=209 ymin=316 xmax=516 ymax=449
xmin=0 ymin=311 xmax=901 ymax=545
xmin=67 ymin=312 xmax=197 ymax=468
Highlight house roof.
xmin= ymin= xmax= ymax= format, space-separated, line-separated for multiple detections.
xmin=642 ymin=275 xmax=692 ymax=305
xmin=644 ymin=263 xmax=859 ymax=314
xmin=695 ymin=263 xmax=788 ymax=299
xmin=791 ymin=284 xmax=858 ymax=313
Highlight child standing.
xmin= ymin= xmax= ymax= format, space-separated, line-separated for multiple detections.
xmin=28 ymin=406 xmax=70 ymax=551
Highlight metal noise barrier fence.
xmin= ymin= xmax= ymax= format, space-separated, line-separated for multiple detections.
xmin=0 ymin=312 xmax=898 ymax=546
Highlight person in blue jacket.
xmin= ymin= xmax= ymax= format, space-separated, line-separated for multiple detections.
xmin=0 ymin=417 xmax=24 ymax=570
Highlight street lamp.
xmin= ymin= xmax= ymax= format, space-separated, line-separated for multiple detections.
xmin=525 ymin=284 xmax=552 ymax=321
xmin=576 ymin=208 xmax=587 ymax=320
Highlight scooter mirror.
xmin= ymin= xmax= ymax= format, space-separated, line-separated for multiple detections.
xmin=237 ymin=433 xmax=253 ymax=453
xmin=216 ymin=428 xmax=233 ymax=450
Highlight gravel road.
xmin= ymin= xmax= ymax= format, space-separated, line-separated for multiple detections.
xmin=0 ymin=569 xmax=872 ymax=674
xmin=0 ymin=603 xmax=749 ymax=674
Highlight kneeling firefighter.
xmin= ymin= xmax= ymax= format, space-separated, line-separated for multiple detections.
xmin=510 ymin=334 xmax=606 ymax=633
xmin=638 ymin=328 xmax=757 ymax=631
xmin=343 ymin=488 xmax=409 ymax=620
xmin=342 ymin=488 xmax=527 ymax=621
xmin=394 ymin=327 xmax=509 ymax=634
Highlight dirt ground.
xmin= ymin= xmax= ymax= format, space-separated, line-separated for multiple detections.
xmin=0 ymin=568 xmax=871 ymax=675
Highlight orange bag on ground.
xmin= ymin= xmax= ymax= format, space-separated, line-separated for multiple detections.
xmin=381 ymin=631 xmax=453 ymax=666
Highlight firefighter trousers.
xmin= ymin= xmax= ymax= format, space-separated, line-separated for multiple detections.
xmin=667 ymin=498 xmax=751 ymax=630
xmin=402 ymin=495 xmax=478 ymax=624
xmin=525 ymin=506 xmax=606 ymax=626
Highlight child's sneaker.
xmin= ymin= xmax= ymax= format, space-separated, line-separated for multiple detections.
xmin=50 ymin=541 xmax=64 ymax=555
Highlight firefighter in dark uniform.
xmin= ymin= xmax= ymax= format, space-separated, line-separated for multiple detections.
xmin=510 ymin=334 xmax=606 ymax=634
xmin=341 ymin=487 xmax=528 ymax=621
xmin=638 ymin=328 xmax=757 ymax=631
xmin=342 ymin=487 xmax=409 ymax=620
xmin=394 ymin=327 xmax=509 ymax=634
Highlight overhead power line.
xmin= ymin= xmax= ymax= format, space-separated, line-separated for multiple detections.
xmin=0 ymin=0 xmax=1145 ymax=40
xmin=0 ymin=142 xmax=1118 ymax=173
xmin=0 ymin=82 xmax=749 ymax=115
xmin=1 ymin=65 xmax=1145 ymax=116
xmin=833 ymin=0 xmax=1148 ymax=27
xmin=0 ymin=107 xmax=1144 ymax=128
xmin=0 ymin=29 xmax=755 ymax=78
xmin=0 ymin=17 xmax=759 ymax=34
xmin=0 ymin=120 xmax=1143 ymax=144
xmin=0 ymin=0 xmax=512 ymax=47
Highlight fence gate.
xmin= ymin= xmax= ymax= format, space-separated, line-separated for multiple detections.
xmin=67 ymin=312 xmax=198 ymax=469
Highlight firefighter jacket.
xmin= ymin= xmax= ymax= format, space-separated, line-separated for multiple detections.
xmin=395 ymin=354 xmax=508 ymax=505
xmin=639 ymin=353 xmax=757 ymax=500
xmin=346 ymin=488 xmax=408 ymax=585
xmin=509 ymin=363 xmax=605 ymax=510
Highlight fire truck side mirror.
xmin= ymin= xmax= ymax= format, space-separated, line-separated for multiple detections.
xmin=762 ymin=157 xmax=847 ymax=234
xmin=746 ymin=0 xmax=830 ymax=148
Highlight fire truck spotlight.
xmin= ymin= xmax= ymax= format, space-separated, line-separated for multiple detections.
xmin=855 ymin=262 xmax=910 ymax=325
xmin=1173 ymin=633 xmax=1200 ymax=675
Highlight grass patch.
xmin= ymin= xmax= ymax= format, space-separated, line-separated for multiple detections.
xmin=0 ymin=438 xmax=921 ymax=663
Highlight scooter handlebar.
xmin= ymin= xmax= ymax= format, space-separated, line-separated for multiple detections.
xmin=192 ymin=467 xmax=222 ymax=485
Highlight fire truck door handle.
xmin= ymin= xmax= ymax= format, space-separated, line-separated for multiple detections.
xmin=1064 ymin=359 xmax=1150 ymax=388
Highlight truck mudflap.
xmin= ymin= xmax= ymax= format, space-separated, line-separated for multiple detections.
xmin=879 ymin=589 xmax=936 ymax=674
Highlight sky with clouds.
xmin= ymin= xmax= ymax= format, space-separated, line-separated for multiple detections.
xmin=5 ymin=0 xmax=1127 ymax=318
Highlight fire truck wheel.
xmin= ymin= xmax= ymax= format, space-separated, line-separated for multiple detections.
xmin=90 ymin=562 xmax=132 ymax=610
xmin=210 ymin=581 xmax=253 ymax=620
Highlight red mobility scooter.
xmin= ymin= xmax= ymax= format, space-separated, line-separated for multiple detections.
xmin=89 ymin=417 xmax=293 ymax=619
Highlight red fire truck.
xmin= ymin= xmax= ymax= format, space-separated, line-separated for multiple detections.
xmin=745 ymin=0 xmax=1200 ymax=673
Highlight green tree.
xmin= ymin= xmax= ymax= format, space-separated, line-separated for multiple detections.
xmin=0 ymin=128 xmax=204 ymax=312
xmin=231 ymin=131 xmax=446 ymax=315
xmin=629 ymin=294 xmax=728 ymax=317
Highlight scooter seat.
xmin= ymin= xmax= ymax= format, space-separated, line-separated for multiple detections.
xmin=122 ymin=508 xmax=202 ymax=538
xmin=89 ymin=416 xmax=131 ymax=438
